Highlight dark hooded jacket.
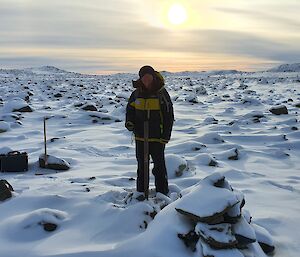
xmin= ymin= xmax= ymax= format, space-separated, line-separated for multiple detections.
xmin=125 ymin=71 xmax=174 ymax=144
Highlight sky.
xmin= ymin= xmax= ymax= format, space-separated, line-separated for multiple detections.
xmin=0 ymin=0 xmax=299 ymax=74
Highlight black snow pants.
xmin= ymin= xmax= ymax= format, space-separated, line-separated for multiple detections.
xmin=135 ymin=141 xmax=169 ymax=195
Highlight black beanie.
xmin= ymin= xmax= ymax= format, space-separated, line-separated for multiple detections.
xmin=139 ymin=65 xmax=155 ymax=78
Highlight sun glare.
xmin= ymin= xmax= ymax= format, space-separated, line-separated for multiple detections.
xmin=168 ymin=3 xmax=187 ymax=25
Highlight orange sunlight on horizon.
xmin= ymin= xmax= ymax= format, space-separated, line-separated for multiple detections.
xmin=0 ymin=46 xmax=278 ymax=75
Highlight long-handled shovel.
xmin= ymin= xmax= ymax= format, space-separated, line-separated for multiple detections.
xmin=43 ymin=117 xmax=48 ymax=166
xmin=143 ymin=120 xmax=149 ymax=200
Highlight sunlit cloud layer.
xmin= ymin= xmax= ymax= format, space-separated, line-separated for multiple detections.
xmin=0 ymin=0 xmax=299 ymax=74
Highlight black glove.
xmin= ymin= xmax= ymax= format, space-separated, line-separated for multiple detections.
xmin=132 ymin=79 xmax=143 ymax=88
xmin=125 ymin=121 xmax=134 ymax=131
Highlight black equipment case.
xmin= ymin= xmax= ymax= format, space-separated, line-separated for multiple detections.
xmin=0 ymin=151 xmax=28 ymax=172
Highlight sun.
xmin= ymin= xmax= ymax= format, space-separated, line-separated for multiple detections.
xmin=168 ymin=3 xmax=188 ymax=25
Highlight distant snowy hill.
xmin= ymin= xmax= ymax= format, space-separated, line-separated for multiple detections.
xmin=268 ymin=63 xmax=300 ymax=72
xmin=25 ymin=66 xmax=70 ymax=74
xmin=0 ymin=66 xmax=73 ymax=76
xmin=161 ymin=70 xmax=242 ymax=77
xmin=207 ymin=69 xmax=242 ymax=75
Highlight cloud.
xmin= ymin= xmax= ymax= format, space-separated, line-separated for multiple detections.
xmin=215 ymin=7 xmax=300 ymax=30
xmin=0 ymin=0 xmax=299 ymax=72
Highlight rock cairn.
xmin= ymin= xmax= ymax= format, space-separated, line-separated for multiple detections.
xmin=176 ymin=173 xmax=275 ymax=257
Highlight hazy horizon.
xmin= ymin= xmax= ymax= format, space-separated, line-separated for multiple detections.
xmin=0 ymin=0 xmax=299 ymax=74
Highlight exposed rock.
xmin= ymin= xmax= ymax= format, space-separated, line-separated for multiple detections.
xmin=13 ymin=105 xmax=33 ymax=112
xmin=190 ymin=142 xmax=206 ymax=151
xmin=204 ymin=116 xmax=218 ymax=124
xmin=0 ymin=180 xmax=14 ymax=201
xmin=177 ymin=230 xmax=199 ymax=252
xmin=50 ymin=137 xmax=64 ymax=142
xmin=252 ymin=223 xmax=275 ymax=255
xmin=213 ymin=176 xmax=232 ymax=190
xmin=82 ymin=104 xmax=98 ymax=111
xmin=54 ymin=93 xmax=63 ymax=98
xmin=194 ymin=153 xmax=218 ymax=167
xmin=209 ymin=159 xmax=218 ymax=167
xmin=259 ymin=242 xmax=275 ymax=255
xmin=269 ymin=105 xmax=288 ymax=115
xmin=195 ymin=223 xmax=237 ymax=249
xmin=41 ymin=222 xmax=57 ymax=232
xmin=39 ymin=154 xmax=70 ymax=171
xmin=228 ymin=149 xmax=239 ymax=160
xmin=213 ymin=148 xmax=240 ymax=161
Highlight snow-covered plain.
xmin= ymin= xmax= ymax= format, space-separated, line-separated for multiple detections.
xmin=0 ymin=65 xmax=299 ymax=257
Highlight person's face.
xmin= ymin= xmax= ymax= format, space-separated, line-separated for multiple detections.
xmin=141 ymin=73 xmax=154 ymax=89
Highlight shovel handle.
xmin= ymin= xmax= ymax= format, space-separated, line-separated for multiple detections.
xmin=144 ymin=121 xmax=149 ymax=200
xmin=43 ymin=117 xmax=48 ymax=166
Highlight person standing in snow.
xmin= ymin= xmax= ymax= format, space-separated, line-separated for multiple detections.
xmin=125 ymin=65 xmax=174 ymax=197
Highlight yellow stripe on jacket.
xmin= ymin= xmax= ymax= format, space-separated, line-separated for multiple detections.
xmin=135 ymin=137 xmax=168 ymax=144
xmin=130 ymin=98 xmax=160 ymax=111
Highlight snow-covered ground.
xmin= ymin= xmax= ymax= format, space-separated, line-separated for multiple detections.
xmin=0 ymin=65 xmax=299 ymax=257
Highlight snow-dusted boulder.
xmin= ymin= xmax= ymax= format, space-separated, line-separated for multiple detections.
xmin=82 ymin=104 xmax=98 ymax=111
xmin=39 ymin=154 xmax=70 ymax=171
xmin=166 ymin=155 xmax=188 ymax=178
xmin=224 ymin=190 xmax=245 ymax=223
xmin=214 ymin=148 xmax=240 ymax=161
xmin=3 ymin=98 xmax=33 ymax=113
xmin=197 ymin=132 xmax=224 ymax=144
xmin=193 ymin=153 xmax=218 ymax=167
xmin=195 ymin=85 xmax=207 ymax=95
xmin=233 ymin=216 xmax=256 ymax=247
xmin=243 ymin=111 xmax=266 ymax=123
xmin=185 ymin=93 xmax=199 ymax=104
xmin=242 ymin=96 xmax=262 ymax=105
xmin=0 ymin=121 xmax=10 ymax=133
xmin=203 ymin=116 xmax=218 ymax=124
xmin=12 ymin=208 xmax=68 ymax=236
xmin=252 ymin=223 xmax=275 ymax=255
xmin=175 ymin=173 xmax=239 ymax=224
xmin=269 ymin=105 xmax=288 ymax=115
